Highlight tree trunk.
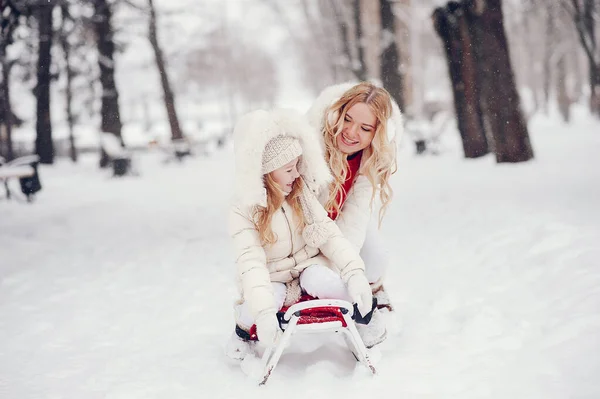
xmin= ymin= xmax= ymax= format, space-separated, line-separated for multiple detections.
xmin=542 ymin=6 xmax=554 ymax=115
xmin=35 ymin=4 xmax=55 ymax=165
xmin=93 ymin=0 xmax=123 ymax=167
xmin=0 ymin=3 xmax=20 ymax=161
xmin=360 ymin=0 xmax=381 ymax=82
xmin=466 ymin=0 xmax=534 ymax=163
xmin=352 ymin=0 xmax=367 ymax=81
xmin=590 ymin=63 xmax=600 ymax=115
xmin=379 ymin=0 xmax=404 ymax=112
xmin=148 ymin=0 xmax=183 ymax=141
xmin=570 ymin=0 xmax=600 ymax=116
xmin=433 ymin=2 xmax=489 ymax=158
xmin=582 ymin=0 xmax=599 ymax=115
xmin=317 ymin=0 xmax=345 ymax=81
xmin=556 ymin=54 xmax=571 ymax=122
xmin=60 ymin=3 xmax=77 ymax=162
xmin=394 ymin=0 xmax=413 ymax=114
xmin=0 ymin=57 xmax=14 ymax=161
xmin=522 ymin=9 xmax=540 ymax=116
xmin=571 ymin=33 xmax=585 ymax=102
xmin=331 ymin=1 xmax=354 ymax=79
xmin=302 ymin=0 xmax=337 ymax=85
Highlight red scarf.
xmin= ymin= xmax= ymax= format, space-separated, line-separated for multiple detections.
xmin=328 ymin=151 xmax=362 ymax=221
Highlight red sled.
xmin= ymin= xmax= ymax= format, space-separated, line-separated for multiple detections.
xmin=258 ymin=299 xmax=376 ymax=386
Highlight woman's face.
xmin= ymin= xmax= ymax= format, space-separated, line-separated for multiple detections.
xmin=336 ymin=102 xmax=377 ymax=155
xmin=270 ymin=157 xmax=301 ymax=195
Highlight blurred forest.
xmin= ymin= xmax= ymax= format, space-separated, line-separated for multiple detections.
xmin=0 ymin=0 xmax=597 ymax=166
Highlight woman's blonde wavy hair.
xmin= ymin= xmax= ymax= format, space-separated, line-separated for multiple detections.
xmin=253 ymin=172 xmax=306 ymax=245
xmin=323 ymin=82 xmax=397 ymax=225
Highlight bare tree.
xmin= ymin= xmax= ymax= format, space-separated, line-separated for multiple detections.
xmin=58 ymin=2 xmax=77 ymax=162
xmin=0 ymin=1 xmax=22 ymax=161
xmin=380 ymin=0 xmax=405 ymax=112
xmin=515 ymin=0 xmax=580 ymax=120
xmin=147 ymin=0 xmax=183 ymax=141
xmin=433 ymin=2 xmax=489 ymax=158
xmin=542 ymin=5 xmax=556 ymax=114
xmin=184 ymin=27 xmax=278 ymax=119
xmin=518 ymin=3 xmax=543 ymax=115
xmin=466 ymin=0 xmax=534 ymax=163
xmin=328 ymin=0 xmax=369 ymax=81
xmin=92 ymin=0 xmax=123 ymax=167
xmin=297 ymin=0 xmax=339 ymax=91
xmin=260 ymin=0 xmax=345 ymax=94
xmin=34 ymin=1 xmax=55 ymax=164
xmin=557 ymin=54 xmax=572 ymax=121
xmin=352 ymin=0 xmax=368 ymax=81
xmin=563 ymin=0 xmax=600 ymax=116
xmin=331 ymin=0 xmax=355 ymax=78
xmin=261 ymin=0 xmax=377 ymax=90
xmin=315 ymin=0 xmax=351 ymax=82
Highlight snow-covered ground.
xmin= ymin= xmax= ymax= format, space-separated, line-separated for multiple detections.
xmin=1 ymin=112 xmax=599 ymax=399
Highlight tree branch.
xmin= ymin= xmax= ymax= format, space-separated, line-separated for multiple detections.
xmin=117 ymin=0 xmax=148 ymax=13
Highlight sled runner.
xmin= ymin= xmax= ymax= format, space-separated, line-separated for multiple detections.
xmin=258 ymin=299 xmax=376 ymax=386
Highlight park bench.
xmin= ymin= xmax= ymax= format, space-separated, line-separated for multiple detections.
xmin=157 ymin=137 xmax=192 ymax=163
xmin=405 ymin=110 xmax=452 ymax=155
xmin=100 ymin=133 xmax=133 ymax=177
xmin=172 ymin=138 xmax=192 ymax=160
xmin=0 ymin=154 xmax=42 ymax=202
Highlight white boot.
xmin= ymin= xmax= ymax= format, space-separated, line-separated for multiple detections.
xmin=224 ymin=331 xmax=255 ymax=361
xmin=355 ymin=308 xmax=387 ymax=348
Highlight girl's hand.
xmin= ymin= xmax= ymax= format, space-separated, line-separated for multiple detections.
xmin=255 ymin=312 xmax=281 ymax=347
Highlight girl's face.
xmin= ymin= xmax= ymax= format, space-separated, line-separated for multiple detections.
xmin=336 ymin=102 xmax=377 ymax=155
xmin=270 ymin=157 xmax=301 ymax=195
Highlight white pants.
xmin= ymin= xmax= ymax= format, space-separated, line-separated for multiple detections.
xmin=300 ymin=264 xmax=352 ymax=301
xmin=360 ymin=219 xmax=389 ymax=284
xmin=235 ymin=264 xmax=351 ymax=327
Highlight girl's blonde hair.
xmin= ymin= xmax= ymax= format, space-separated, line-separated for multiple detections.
xmin=253 ymin=173 xmax=306 ymax=245
xmin=323 ymin=82 xmax=397 ymax=225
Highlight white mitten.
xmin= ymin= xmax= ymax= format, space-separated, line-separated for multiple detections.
xmin=346 ymin=273 xmax=373 ymax=317
xmin=255 ymin=312 xmax=281 ymax=347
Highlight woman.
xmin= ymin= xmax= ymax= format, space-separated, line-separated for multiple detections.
xmin=306 ymin=82 xmax=403 ymax=316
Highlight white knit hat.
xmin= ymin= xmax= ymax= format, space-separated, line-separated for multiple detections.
xmin=262 ymin=135 xmax=335 ymax=247
xmin=262 ymin=135 xmax=303 ymax=174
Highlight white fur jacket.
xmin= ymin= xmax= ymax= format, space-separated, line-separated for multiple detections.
xmin=229 ymin=109 xmax=366 ymax=321
xmin=305 ymin=82 xmax=404 ymax=251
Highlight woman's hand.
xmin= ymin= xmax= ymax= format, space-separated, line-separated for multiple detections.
xmin=346 ymin=273 xmax=373 ymax=317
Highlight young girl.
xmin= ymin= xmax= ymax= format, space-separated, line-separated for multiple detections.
xmin=227 ymin=108 xmax=374 ymax=359
xmin=306 ymin=82 xmax=403 ymax=336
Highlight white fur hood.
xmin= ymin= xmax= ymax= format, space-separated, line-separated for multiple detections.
xmin=232 ymin=108 xmax=332 ymax=208
xmin=305 ymin=82 xmax=404 ymax=143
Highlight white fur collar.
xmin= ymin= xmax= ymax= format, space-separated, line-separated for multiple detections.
xmin=305 ymin=81 xmax=404 ymax=143
xmin=233 ymin=108 xmax=332 ymax=208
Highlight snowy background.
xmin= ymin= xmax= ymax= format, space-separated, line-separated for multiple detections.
xmin=2 ymin=107 xmax=599 ymax=398
xmin=2 ymin=0 xmax=600 ymax=398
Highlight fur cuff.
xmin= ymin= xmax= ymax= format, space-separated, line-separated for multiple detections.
xmin=284 ymin=279 xmax=302 ymax=307
xmin=302 ymin=221 xmax=335 ymax=248
xmin=298 ymin=178 xmax=336 ymax=248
